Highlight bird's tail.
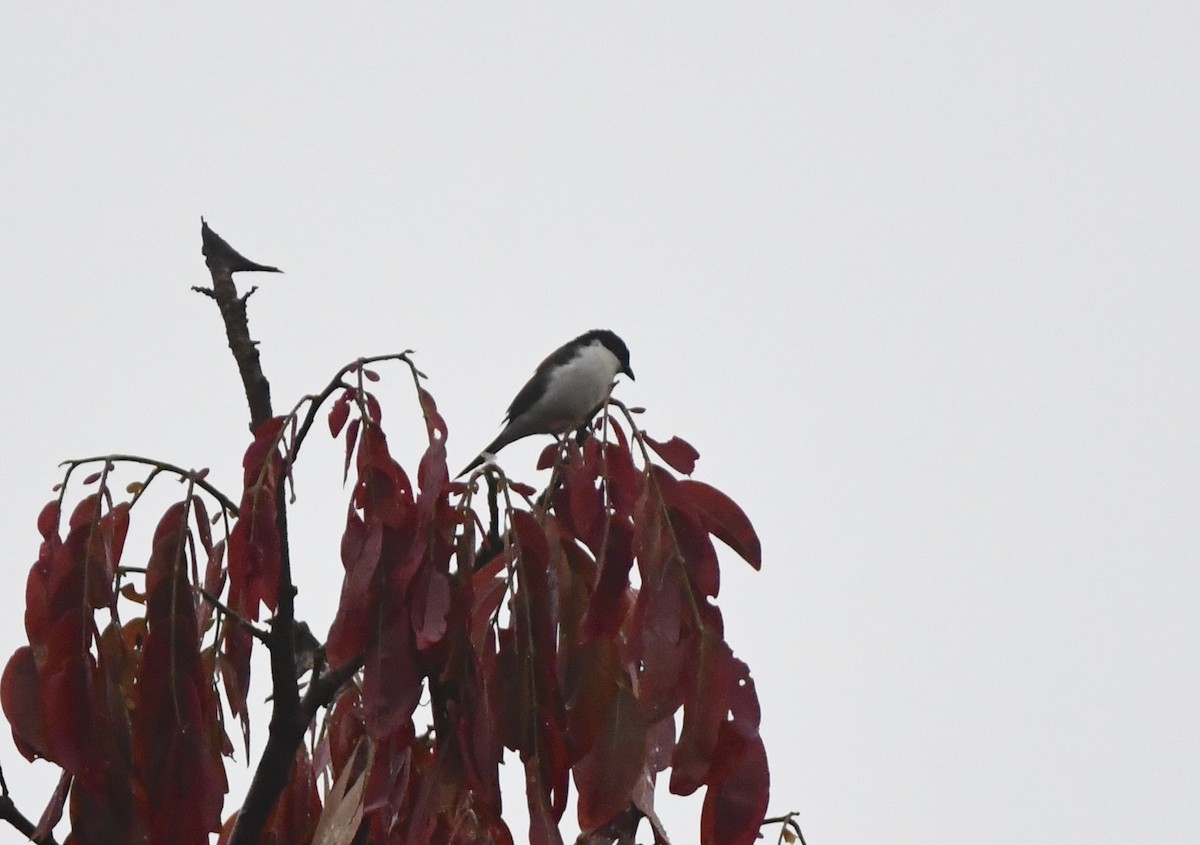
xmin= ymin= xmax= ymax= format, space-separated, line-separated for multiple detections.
xmin=455 ymin=431 xmax=511 ymax=479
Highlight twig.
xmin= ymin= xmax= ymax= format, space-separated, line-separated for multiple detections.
xmin=0 ymin=761 xmax=60 ymax=845
xmin=61 ymin=454 xmax=239 ymax=516
xmin=195 ymin=586 xmax=271 ymax=646
xmin=763 ymin=811 xmax=807 ymax=845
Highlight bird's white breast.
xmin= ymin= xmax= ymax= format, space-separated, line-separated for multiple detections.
xmin=536 ymin=341 xmax=621 ymax=423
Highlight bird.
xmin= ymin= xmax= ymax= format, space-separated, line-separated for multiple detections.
xmin=457 ymin=329 xmax=634 ymax=478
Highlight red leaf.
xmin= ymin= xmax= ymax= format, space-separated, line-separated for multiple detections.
xmin=510 ymin=512 xmax=569 ymax=819
xmin=416 ymin=386 xmax=448 ymax=443
xmin=1 ymin=646 xmax=49 ymax=761
xmin=361 ymin=595 xmax=422 ymax=739
xmin=343 ymin=417 xmax=360 ymax=482
xmin=668 ymin=505 xmax=720 ymax=598
xmin=510 ymin=480 xmax=537 ymax=498
xmin=198 ymin=539 xmax=227 ymax=633
xmin=41 ymin=608 xmax=101 ymax=781
xmin=83 ymin=470 xmax=102 ymax=485
xmin=325 ymin=512 xmax=383 ymax=669
xmin=644 ymin=434 xmax=700 ymax=475
xmin=631 ymin=565 xmax=693 ymax=724
xmin=134 ymin=503 xmax=228 ymax=845
xmin=581 ymin=519 xmax=635 ymax=640
xmin=560 ymin=443 xmax=605 ymax=553
xmin=227 ymin=478 xmax=281 ymax=618
xmin=574 ymin=684 xmax=649 ymax=832
xmin=37 ymin=500 xmax=61 ymax=539
xmin=33 ymin=770 xmax=71 ymax=841
xmin=191 ymin=496 xmax=213 ymax=557
xmin=363 ymin=367 xmax=380 ymax=382
xmin=562 ymin=640 xmax=619 ymax=764
xmin=413 ymin=569 xmax=450 ymax=651
xmin=266 ymin=745 xmax=322 ymax=845
xmin=670 ymin=630 xmax=736 ymax=796
xmin=537 ymin=441 xmax=558 ymax=470
xmin=329 ymin=391 xmax=352 ymax=437
xmin=100 ymin=501 xmax=132 ymax=582
xmin=678 ymin=481 xmax=762 ymax=570
xmin=699 ymin=729 xmax=770 ymax=845
xmin=524 ymin=753 xmax=566 ymax=845
xmin=220 ymin=626 xmax=252 ymax=756
xmin=603 ymin=440 xmax=642 ymax=520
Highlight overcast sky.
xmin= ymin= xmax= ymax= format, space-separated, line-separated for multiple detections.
xmin=1 ymin=4 xmax=1197 ymax=844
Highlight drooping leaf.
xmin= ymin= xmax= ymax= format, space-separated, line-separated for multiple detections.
xmin=581 ymin=518 xmax=635 ymax=640
xmin=132 ymin=502 xmax=228 ymax=845
xmin=699 ymin=728 xmax=769 ymax=845
xmin=670 ymin=630 xmax=736 ymax=796
xmin=574 ymin=684 xmax=649 ymax=832
xmin=33 ymin=770 xmax=72 ymax=842
xmin=678 ymin=480 xmax=762 ymax=570
xmin=325 ymin=510 xmax=383 ymax=669
xmin=1 ymin=646 xmax=49 ymax=761
xmin=511 ymin=512 xmax=569 ymax=820
xmin=668 ymin=504 xmax=721 ymax=599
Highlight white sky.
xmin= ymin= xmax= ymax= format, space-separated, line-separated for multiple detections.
xmin=1 ymin=4 xmax=1198 ymax=844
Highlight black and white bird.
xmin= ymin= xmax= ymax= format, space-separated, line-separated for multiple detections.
xmin=457 ymin=329 xmax=634 ymax=478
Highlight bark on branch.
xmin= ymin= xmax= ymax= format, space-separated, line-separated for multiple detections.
xmin=194 ymin=217 xmax=281 ymax=433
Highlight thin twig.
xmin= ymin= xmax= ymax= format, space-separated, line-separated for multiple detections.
xmin=61 ymin=454 xmax=239 ymax=516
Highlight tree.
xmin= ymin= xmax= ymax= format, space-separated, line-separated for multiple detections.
xmin=0 ymin=222 xmax=772 ymax=845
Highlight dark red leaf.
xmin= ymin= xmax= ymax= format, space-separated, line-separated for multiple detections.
xmin=1 ymin=646 xmax=49 ymax=761
xmin=537 ymin=441 xmax=558 ymax=470
xmin=266 ymin=745 xmax=321 ymax=845
xmin=670 ymin=630 xmax=736 ymax=796
xmin=678 ymin=481 xmax=762 ymax=570
xmin=562 ymin=640 xmax=619 ymax=763
xmin=33 ymin=770 xmax=71 ymax=841
xmin=574 ymin=684 xmax=648 ymax=832
xmin=668 ymin=505 xmax=720 ymax=599
xmin=581 ymin=519 xmax=635 ymax=640
xmin=510 ymin=480 xmax=537 ymax=498
xmin=325 ymin=512 xmax=383 ymax=669
xmin=37 ymin=500 xmax=61 ymax=539
xmin=510 ymin=512 xmax=569 ymax=819
xmin=416 ymin=386 xmax=448 ymax=443
xmin=220 ymin=626 xmax=252 ymax=756
xmin=134 ymin=503 xmax=228 ymax=845
xmin=83 ymin=470 xmax=102 ymax=485
xmin=631 ymin=565 xmax=693 ymax=724
xmin=100 ymin=501 xmax=132 ymax=582
xmin=363 ymin=367 xmax=380 ymax=382
xmin=198 ymin=539 xmax=227 ymax=633
xmin=343 ymin=417 xmax=360 ymax=482
xmin=646 ymin=715 xmax=677 ymax=774
xmin=643 ymin=434 xmax=700 ymax=475
xmin=699 ymin=729 xmax=770 ymax=845
xmin=227 ymin=477 xmax=281 ymax=619
xmin=362 ymin=596 xmax=422 ymax=739
xmin=413 ymin=569 xmax=450 ymax=651
xmin=191 ymin=496 xmax=213 ymax=557
xmin=41 ymin=608 xmax=101 ymax=781
xmin=524 ymin=753 xmax=567 ymax=845
xmin=603 ymin=440 xmax=642 ymax=520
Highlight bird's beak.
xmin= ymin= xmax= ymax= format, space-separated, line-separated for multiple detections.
xmin=623 ymin=366 xmax=635 ymax=380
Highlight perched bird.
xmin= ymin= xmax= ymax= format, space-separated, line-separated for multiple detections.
xmin=457 ymin=329 xmax=634 ymax=478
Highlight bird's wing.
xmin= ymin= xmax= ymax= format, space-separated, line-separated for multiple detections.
xmin=503 ymin=339 xmax=580 ymax=422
